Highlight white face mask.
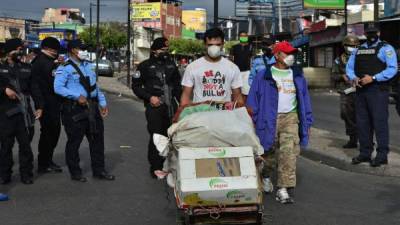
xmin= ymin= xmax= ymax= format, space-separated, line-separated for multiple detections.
xmin=346 ymin=46 xmax=356 ymax=54
xmin=283 ymin=54 xmax=295 ymax=67
xmin=77 ymin=50 xmax=89 ymax=61
xmin=207 ymin=45 xmax=222 ymax=59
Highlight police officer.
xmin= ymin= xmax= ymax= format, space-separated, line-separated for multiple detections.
xmin=132 ymin=37 xmax=181 ymax=178
xmin=0 ymin=38 xmax=43 ymax=184
xmin=54 ymin=40 xmax=115 ymax=182
xmin=346 ymin=22 xmax=398 ymax=167
xmin=31 ymin=37 xmax=63 ymax=173
xmin=333 ymin=35 xmax=360 ymax=148
xmin=249 ymin=37 xmax=276 ymax=88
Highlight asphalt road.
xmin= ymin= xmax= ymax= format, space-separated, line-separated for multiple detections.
xmin=311 ymin=91 xmax=400 ymax=148
xmin=1 ymin=94 xmax=400 ymax=225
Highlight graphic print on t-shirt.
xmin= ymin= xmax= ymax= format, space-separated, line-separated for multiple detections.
xmin=201 ymin=70 xmax=227 ymax=98
xmin=271 ymin=66 xmax=297 ymax=113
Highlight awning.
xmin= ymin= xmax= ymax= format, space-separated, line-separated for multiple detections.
xmin=291 ymin=35 xmax=310 ymax=48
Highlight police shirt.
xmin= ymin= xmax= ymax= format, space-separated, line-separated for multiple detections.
xmin=54 ymin=58 xmax=107 ymax=107
xmin=346 ymin=40 xmax=398 ymax=82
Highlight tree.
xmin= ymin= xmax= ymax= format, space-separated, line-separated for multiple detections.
xmin=224 ymin=40 xmax=239 ymax=56
xmin=168 ymin=38 xmax=204 ymax=56
xmin=79 ymin=22 xmax=127 ymax=50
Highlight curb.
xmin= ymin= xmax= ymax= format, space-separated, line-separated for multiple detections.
xmin=301 ymin=148 xmax=400 ymax=178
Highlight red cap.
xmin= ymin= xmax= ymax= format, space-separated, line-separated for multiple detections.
xmin=273 ymin=41 xmax=298 ymax=54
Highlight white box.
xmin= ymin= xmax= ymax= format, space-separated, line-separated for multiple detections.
xmin=176 ymin=147 xmax=262 ymax=208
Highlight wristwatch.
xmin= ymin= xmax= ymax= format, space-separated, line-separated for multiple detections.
xmin=372 ymin=76 xmax=377 ymax=82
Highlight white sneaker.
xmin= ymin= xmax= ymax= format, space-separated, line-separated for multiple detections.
xmin=262 ymin=177 xmax=274 ymax=193
xmin=275 ymin=188 xmax=294 ymax=204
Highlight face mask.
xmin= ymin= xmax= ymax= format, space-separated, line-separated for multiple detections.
xmin=239 ymin=37 xmax=248 ymax=43
xmin=207 ymin=45 xmax=222 ymax=59
xmin=77 ymin=50 xmax=89 ymax=61
xmin=283 ymin=54 xmax=295 ymax=67
xmin=10 ymin=50 xmax=24 ymax=62
xmin=263 ymin=47 xmax=273 ymax=57
xmin=366 ymin=33 xmax=378 ymax=44
xmin=157 ymin=51 xmax=170 ymax=61
xmin=345 ymin=46 xmax=356 ymax=54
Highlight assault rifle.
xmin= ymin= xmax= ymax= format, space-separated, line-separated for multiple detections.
xmin=6 ymin=76 xmax=32 ymax=133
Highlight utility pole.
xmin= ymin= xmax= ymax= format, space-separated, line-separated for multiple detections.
xmin=214 ymin=0 xmax=218 ymax=27
xmin=373 ymin=0 xmax=379 ymax=22
xmin=127 ymin=0 xmax=132 ymax=87
xmin=278 ymin=0 xmax=283 ymax=32
xmin=344 ymin=0 xmax=348 ymax=35
xmin=90 ymin=3 xmax=93 ymax=60
xmin=96 ymin=0 xmax=100 ymax=79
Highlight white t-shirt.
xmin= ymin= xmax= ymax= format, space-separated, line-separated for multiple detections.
xmin=181 ymin=57 xmax=243 ymax=103
xmin=271 ymin=66 xmax=298 ymax=113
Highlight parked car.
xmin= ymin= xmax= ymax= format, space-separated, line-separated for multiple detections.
xmin=94 ymin=59 xmax=114 ymax=77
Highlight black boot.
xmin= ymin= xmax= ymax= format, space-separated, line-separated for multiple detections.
xmin=343 ymin=136 xmax=358 ymax=149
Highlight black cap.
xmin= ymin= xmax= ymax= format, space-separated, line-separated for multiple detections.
xmin=4 ymin=38 xmax=23 ymax=53
xmin=41 ymin=37 xmax=61 ymax=51
xmin=67 ymin=39 xmax=87 ymax=52
xmin=364 ymin=22 xmax=379 ymax=33
xmin=151 ymin=37 xmax=168 ymax=51
xmin=262 ymin=36 xmax=276 ymax=46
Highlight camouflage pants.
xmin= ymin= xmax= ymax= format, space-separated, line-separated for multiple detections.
xmin=262 ymin=112 xmax=300 ymax=188
xmin=340 ymin=93 xmax=357 ymax=137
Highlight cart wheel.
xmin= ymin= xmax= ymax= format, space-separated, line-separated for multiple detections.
xmin=184 ymin=214 xmax=195 ymax=225
xmin=255 ymin=212 xmax=264 ymax=225
xmin=176 ymin=209 xmax=186 ymax=225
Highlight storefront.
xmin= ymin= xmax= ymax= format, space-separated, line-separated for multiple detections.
xmin=309 ymin=25 xmax=344 ymax=69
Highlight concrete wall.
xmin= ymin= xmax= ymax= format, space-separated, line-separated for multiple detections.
xmin=303 ymin=67 xmax=332 ymax=89
xmin=0 ymin=18 xmax=25 ymax=42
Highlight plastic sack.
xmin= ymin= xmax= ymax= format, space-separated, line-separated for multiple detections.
xmin=168 ymin=107 xmax=264 ymax=156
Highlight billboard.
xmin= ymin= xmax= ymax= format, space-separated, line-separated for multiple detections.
xmin=182 ymin=9 xmax=207 ymax=33
xmin=304 ymin=0 xmax=345 ymax=9
xmin=131 ymin=3 xmax=161 ymax=21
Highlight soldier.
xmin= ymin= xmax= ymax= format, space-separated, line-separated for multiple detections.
xmin=332 ymin=35 xmax=360 ymax=148
xmin=31 ymin=37 xmax=63 ymax=174
xmin=54 ymin=40 xmax=115 ymax=182
xmin=132 ymin=37 xmax=182 ymax=179
xmin=0 ymin=38 xmax=43 ymax=185
xmin=346 ymin=22 xmax=398 ymax=167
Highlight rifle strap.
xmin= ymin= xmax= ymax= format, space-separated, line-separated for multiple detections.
xmin=67 ymin=60 xmax=97 ymax=96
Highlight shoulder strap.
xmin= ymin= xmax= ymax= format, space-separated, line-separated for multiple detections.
xmin=67 ymin=60 xmax=92 ymax=96
xmin=262 ymin=56 xmax=269 ymax=67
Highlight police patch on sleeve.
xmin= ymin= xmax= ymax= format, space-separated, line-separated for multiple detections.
xmin=385 ymin=50 xmax=394 ymax=58
xmin=133 ymin=70 xmax=141 ymax=78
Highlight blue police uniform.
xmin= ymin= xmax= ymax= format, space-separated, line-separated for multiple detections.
xmin=54 ymin=58 xmax=108 ymax=178
xmin=249 ymin=55 xmax=275 ymax=87
xmin=346 ymin=39 xmax=398 ymax=163
xmin=54 ymin=59 xmax=107 ymax=107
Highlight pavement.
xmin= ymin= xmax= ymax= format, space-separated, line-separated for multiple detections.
xmin=1 ymin=92 xmax=400 ymax=225
xmin=98 ymin=74 xmax=400 ymax=178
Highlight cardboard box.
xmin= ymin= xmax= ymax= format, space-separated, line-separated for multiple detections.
xmin=176 ymin=147 xmax=262 ymax=207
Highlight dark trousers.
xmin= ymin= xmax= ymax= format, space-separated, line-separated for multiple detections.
xmin=38 ymin=110 xmax=61 ymax=169
xmin=0 ymin=114 xmax=33 ymax=179
xmin=61 ymin=104 xmax=105 ymax=176
xmin=340 ymin=93 xmax=357 ymax=137
xmin=145 ymin=104 xmax=171 ymax=171
xmin=355 ymin=84 xmax=389 ymax=160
